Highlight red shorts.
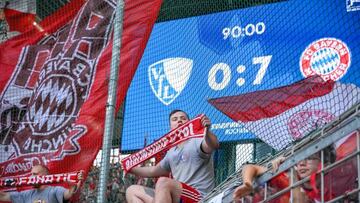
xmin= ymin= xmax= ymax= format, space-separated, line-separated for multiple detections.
xmin=179 ymin=182 xmax=201 ymax=203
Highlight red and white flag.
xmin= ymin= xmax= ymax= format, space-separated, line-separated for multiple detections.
xmin=0 ymin=0 xmax=36 ymax=41
xmin=0 ymin=0 xmax=162 ymax=189
xmin=208 ymin=77 xmax=360 ymax=150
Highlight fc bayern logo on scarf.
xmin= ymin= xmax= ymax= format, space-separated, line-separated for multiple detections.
xmin=300 ymin=38 xmax=351 ymax=81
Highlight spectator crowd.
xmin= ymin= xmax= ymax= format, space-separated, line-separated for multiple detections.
xmin=79 ymin=162 xmax=155 ymax=203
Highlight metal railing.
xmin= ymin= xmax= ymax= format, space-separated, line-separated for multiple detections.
xmin=203 ymin=103 xmax=360 ymax=203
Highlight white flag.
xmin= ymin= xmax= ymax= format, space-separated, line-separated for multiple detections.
xmin=209 ymin=77 xmax=360 ymax=150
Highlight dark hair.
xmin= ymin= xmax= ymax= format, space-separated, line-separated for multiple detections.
xmin=313 ymin=144 xmax=337 ymax=165
xmin=4 ymin=1 xmax=9 ymax=8
xmin=169 ymin=109 xmax=189 ymax=121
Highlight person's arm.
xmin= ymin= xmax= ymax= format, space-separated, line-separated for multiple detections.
xmin=233 ymin=156 xmax=286 ymax=200
xmin=129 ymin=163 xmax=169 ymax=178
xmin=64 ymin=171 xmax=83 ymax=200
xmin=270 ymin=156 xmax=286 ymax=172
xmin=292 ymin=187 xmax=308 ymax=203
xmin=200 ymin=115 xmax=219 ymax=154
xmin=289 ymin=170 xmax=309 ymax=203
xmin=233 ymin=164 xmax=268 ymax=200
xmin=0 ymin=191 xmax=11 ymax=202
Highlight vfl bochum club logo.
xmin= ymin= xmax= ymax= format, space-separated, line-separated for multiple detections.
xmin=148 ymin=58 xmax=193 ymax=105
xmin=300 ymin=38 xmax=351 ymax=81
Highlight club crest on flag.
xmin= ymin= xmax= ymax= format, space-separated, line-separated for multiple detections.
xmin=300 ymin=38 xmax=351 ymax=81
xmin=0 ymin=0 xmax=116 ymax=161
xmin=0 ymin=0 xmax=163 ymax=180
xmin=148 ymin=57 xmax=193 ymax=105
xmin=287 ymin=110 xmax=335 ymax=139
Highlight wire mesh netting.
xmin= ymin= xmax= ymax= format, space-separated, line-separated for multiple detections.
xmin=1 ymin=0 xmax=360 ymax=203
xmin=120 ymin=0 xmax=360 ymax=202
xmin=0 ymin=0 xmax=160 ymax=202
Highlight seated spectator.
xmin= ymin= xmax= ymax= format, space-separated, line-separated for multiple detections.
xmin=126 ymin=110 xmax=219 ymax=203
xmin=0 ymin=164 xmax=83 ymax=203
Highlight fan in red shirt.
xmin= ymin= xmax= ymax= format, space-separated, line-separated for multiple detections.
xmin=233 ymin=144 xmax=337 ymax=202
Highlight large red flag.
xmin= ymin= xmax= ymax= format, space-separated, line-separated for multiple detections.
xmin=0 ymin=0 xmax=162 ymax=190
xmin=208 ymin=77 xmax=360 ymax=150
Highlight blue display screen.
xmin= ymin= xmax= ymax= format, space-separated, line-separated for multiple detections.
xmin=122 ymin=0 xmax=360 ymax=151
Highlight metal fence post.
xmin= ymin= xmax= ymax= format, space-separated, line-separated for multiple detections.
xmin=97 ymin=0 xmax=124 ymax=202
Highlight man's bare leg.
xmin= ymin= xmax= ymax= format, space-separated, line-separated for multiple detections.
xmin=154 ymin=177 xmax=182 ymax=203
xmin=126 ymin=185 xmax=154 ymax=203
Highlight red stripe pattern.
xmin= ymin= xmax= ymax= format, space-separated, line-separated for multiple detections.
xmin=180 ymin=182 xmax=201 ymax=203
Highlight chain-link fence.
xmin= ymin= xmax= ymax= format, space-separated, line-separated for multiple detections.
xmin=1 ymin=0 xmax=360 ymax=203
xmin=0 ymin=0 xmax=159 ymax=202
xmin=120 ymin=0 xmax=360 ymax=202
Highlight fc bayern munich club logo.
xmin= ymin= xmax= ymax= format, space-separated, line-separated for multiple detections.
xmin=288 ymin=110 xmax=335 ymax=140
xmin=300 ymin=38 xmax=351 ymax=81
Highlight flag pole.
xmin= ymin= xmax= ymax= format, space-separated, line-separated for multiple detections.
xmin=97 ymin=0 xmax=124 ymax=202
